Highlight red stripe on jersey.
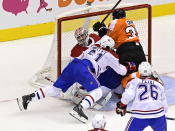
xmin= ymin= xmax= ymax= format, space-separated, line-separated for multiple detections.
xmin=132 ymin=107 xmax=164 ymax=113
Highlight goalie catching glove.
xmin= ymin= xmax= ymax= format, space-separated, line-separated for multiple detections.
xmin=116 ymin=101 xmax=127 ymax=116
xmin=93 ymin=21 xmax=107 ymax=37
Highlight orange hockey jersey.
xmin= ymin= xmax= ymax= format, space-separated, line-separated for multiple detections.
xmin=108 ymin=18 xmax=140 ymax=48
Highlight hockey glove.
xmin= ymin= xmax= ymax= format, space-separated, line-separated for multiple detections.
xmin=125 ymin=62 xmax=137 ymax=75
xmin=93 ymin=21 xmax=106 ymax=32
xmin=98 ymin=27 xmax=107 ymax=37
xmin=116 ymin=101 xmax=127 ymax=116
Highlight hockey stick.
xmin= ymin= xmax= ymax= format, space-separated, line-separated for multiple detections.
xmin=126 ymin=111 xmax=175 ymax=121
xmin=101 ymin=0 xmax=122 ymax=23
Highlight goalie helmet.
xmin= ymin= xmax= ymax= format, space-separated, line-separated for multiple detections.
xmin=100 ymin=35 xmax=115 ymax=49
xmin=138 ymin=62 xmax=153 ymax=77
xmin=112 ymin=9 xmax=126 ymax=19
xmin=74 ymin=27 xmax=89 ymax=46
xmin=92 ymin=114 xmax=106 ymax=129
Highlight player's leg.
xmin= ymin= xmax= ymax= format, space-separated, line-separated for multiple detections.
xmin=17 ymin=85 xmax=63 ymax=111
xmin=125 ymin=117 xmax=148 ymax=131
xmin=98 ymin=67 xmax=122 ymax=89
xmin=69 ymin=61 xmax=103 ymax=123
xmin=76 ymin=62 xmax=102 ymax=108
xmin=149 ymin=115 xmax=167 ymax=131
xmin=17 ymin=60 xmax=76 ymax=111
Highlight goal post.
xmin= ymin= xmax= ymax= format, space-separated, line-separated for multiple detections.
xmin=30 ymin=3 xmax=152 ymax=87
xmin=57 ymin=4 xmax=152 ymax=75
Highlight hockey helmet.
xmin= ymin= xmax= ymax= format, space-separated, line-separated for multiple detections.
xmin=112 ymin=9 xmax=126 ymax=19
xmin=100 ymin=35 xmax=115 ymax=49
xmin=138 ymin=62 xmax=153 ymax=77
xmin=74 ymin=27 xmax=89 ymax=46
xmin=92 ymin=114 xmax=106 ymax=129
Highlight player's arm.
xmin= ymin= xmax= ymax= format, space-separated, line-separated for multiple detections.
xmin=121 ymin=80 xmax=136 ymax=104
xmin=116 ymin=79 xmax=137 ymax=116
xmin=105 ymin=52 xmax=127 ymax=76
xmin=109 ymin=58 xmax=127 ymax=76
xmin=106 ymin=52 xmax=136 ymax=76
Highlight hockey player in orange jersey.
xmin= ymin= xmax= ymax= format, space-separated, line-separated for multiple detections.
xmin=93 ymin=9 xmax=146 ymax=69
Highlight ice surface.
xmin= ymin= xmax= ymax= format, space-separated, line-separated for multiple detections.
xmin=0 ymin=15 xmax=175 ymax=131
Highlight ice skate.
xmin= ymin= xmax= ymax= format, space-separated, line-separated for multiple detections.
xmin=69 ymin=104 xmax=88 ymax=123
xmin=17 ymin=93 xmax=35 ymax=111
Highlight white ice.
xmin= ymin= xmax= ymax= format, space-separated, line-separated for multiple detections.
xmin=0 ymin=15 xmax=175 ymax=131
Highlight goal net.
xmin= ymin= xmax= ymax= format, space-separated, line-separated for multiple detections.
xmin=30 ymin=3 xmax=152 ymax=87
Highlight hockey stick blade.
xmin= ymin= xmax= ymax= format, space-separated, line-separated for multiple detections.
xmin=126 ymin=111 xmax=175 ymax=121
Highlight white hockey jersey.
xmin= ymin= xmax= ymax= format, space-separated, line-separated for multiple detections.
xmin=121 ymin=77 xmax=168 ymax=119
xmin=78 ymin=45 xmax=127 ymax=77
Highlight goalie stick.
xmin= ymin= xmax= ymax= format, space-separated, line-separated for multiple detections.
xmin=126 ymin=111 xmax=175 ymax=121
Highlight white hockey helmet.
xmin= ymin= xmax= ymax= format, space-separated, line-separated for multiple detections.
xmin=92 ymin=114 xmax=106 ymax=129
xmin=138 ymin=61 xmax=153 ymax=77
xmin=74 ymin=27 xmax=89 ymax=46
xmin=100 ymin=35 xmax=115 ymax=49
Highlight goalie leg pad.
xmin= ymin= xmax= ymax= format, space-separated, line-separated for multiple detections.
xmin=93 ymin=91 xmax=112 ymax=110
xmin=70 ymin=84 xmax=88 ymax=104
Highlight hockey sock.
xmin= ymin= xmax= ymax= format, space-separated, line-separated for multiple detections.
xmin=31 ymin=86 xmax=62 ymax=101
xmin=81 ymin=87 xmax=102 ymax=109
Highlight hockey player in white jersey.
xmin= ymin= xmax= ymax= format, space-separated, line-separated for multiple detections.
xmin=69 ymin=27 xmax=124 ymax=108
xmin=115 ymin=62 xmax=168 ymax=131
xmin=17 ymin=35 xmax=135 ymax=123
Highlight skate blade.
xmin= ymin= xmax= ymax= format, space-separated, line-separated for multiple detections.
xmin=16 ymin=98 xmax=24 ymax=111
xmin=69 ymin=110 xmax=88 ymax=123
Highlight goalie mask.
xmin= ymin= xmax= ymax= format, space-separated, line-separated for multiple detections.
xmin=100 ymin=35 xmax=115 ymax=49
xmin=74 ymin=27 xmax=89 ymax=46
xmin=138 ymin=62 xmax=153 ymax=77
xmin=92 ymin=114 xmax=106 ymax=129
